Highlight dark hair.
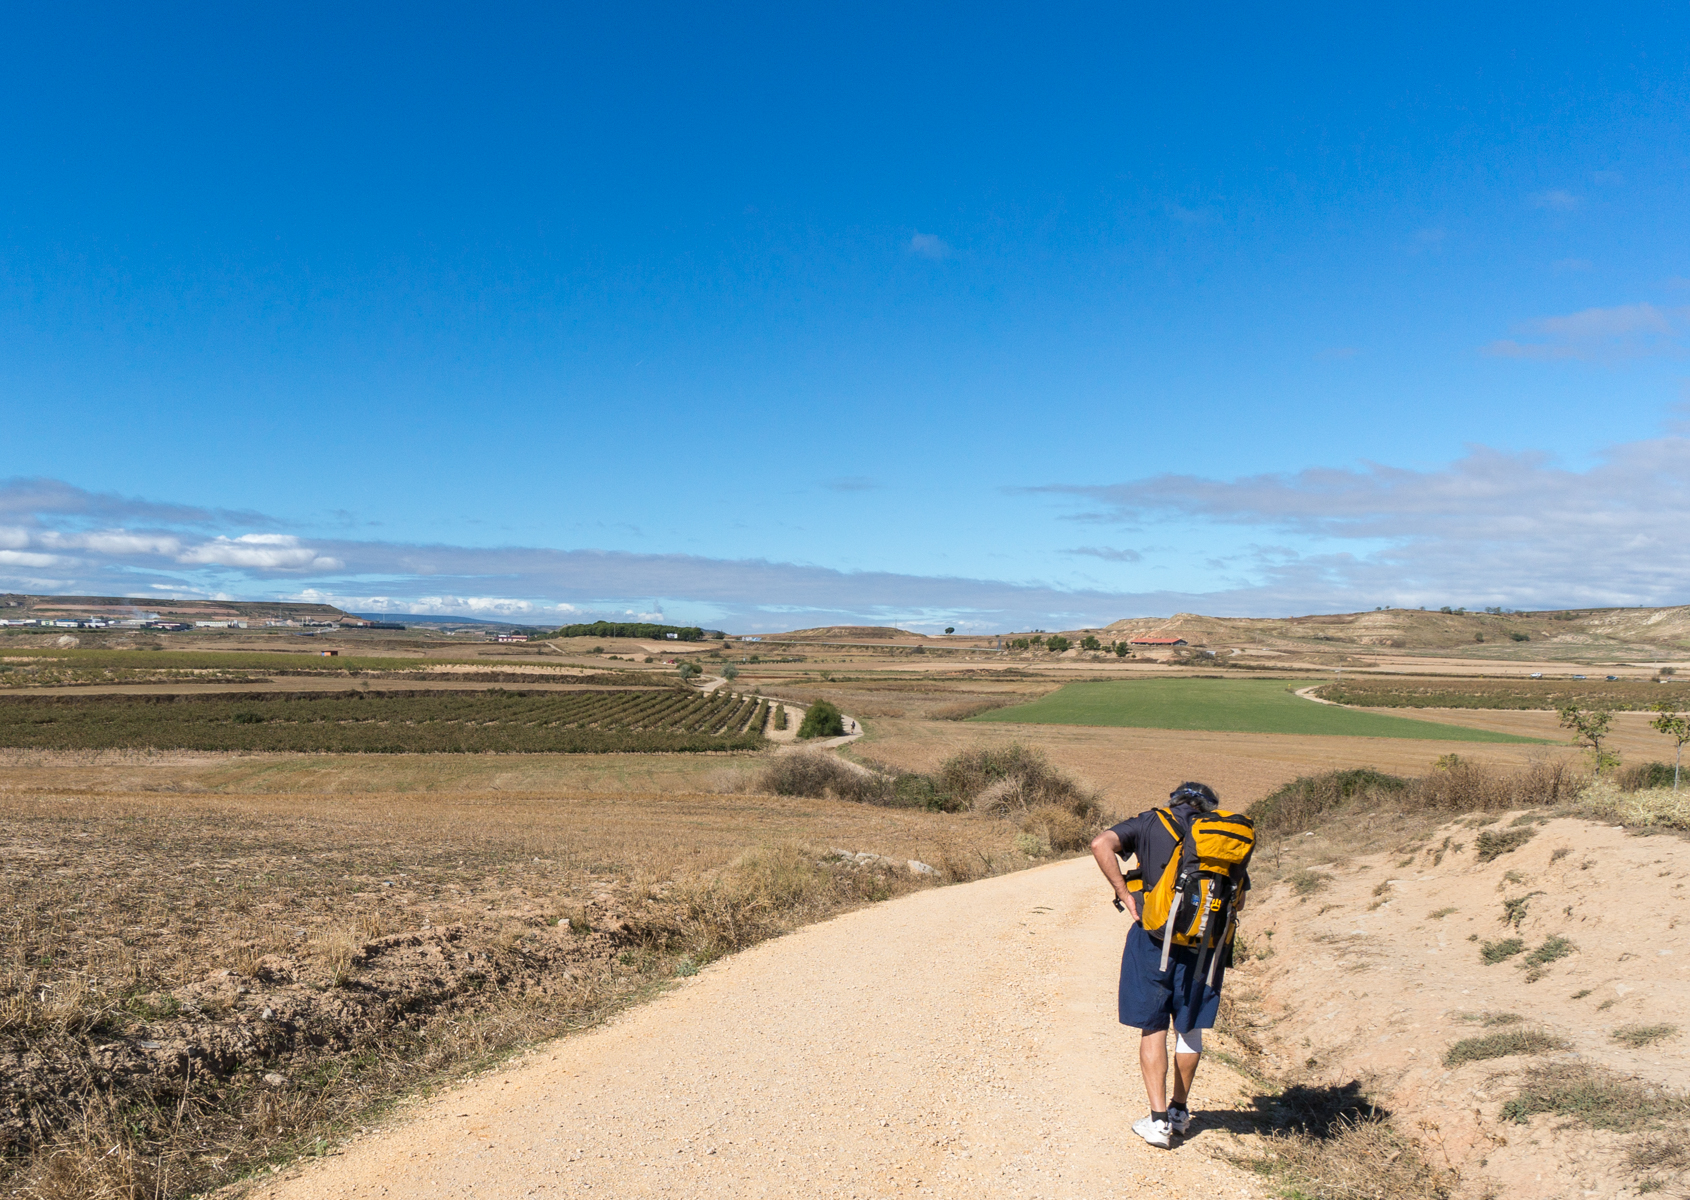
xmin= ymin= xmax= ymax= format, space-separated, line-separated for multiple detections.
xmin=1169 ymin=781 xmax=1219 ymax=811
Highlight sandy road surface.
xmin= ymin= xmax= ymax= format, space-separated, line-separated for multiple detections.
xmin=253 ymin=859 xmax=1266 ymax=1200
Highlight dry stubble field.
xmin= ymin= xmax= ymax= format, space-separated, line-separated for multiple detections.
xmin=0 ymin=749 xmax=1035 ymax=1199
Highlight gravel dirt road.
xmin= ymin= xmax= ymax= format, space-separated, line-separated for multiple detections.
xmin=250 ymin=857 xmax=1268 ymax=1199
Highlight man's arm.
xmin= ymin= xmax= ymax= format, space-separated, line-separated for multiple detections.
xmin=1090 ymin=828 xmax=1138 ymax=920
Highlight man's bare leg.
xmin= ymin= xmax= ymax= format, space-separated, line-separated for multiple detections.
xmin=1171 ymin=1050 xmax=1200 ymax=1105
xmin=1139 ymin=1028 xmax=1169 ymax=1110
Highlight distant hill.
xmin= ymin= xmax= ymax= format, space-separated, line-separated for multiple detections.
xmin=1 ymin=592 xmax=349 ymax=622
xmin=770 ymin=626 xmax=926 ymax=641
xmin=1091 ymin=606 xmax=1690 ymax=653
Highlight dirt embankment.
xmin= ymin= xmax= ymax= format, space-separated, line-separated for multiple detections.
xmin=1243 ymin=812 xmax=1689 ymax=1198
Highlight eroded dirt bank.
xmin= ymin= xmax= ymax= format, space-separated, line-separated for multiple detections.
xmin=1241 ymin=812 xmax=1689 ymax=1198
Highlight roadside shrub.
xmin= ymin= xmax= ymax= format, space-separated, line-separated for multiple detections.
xmin=1618 ymin=761 xmax=1677 ymax=791
xmin=1250 ymin=769 xmax=1410 ymax=834
xmin=1575 ymin=780 xmax=1690 ymax=831
xmin=797 ymin=699 xmax=846 ymax=739
xmin=935 ymin=743 xmax=1107 ymax=846
xmin=757 ymin=752 xmax=887 ymax=803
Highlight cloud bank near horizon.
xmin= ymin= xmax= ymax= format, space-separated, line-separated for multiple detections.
xmin=1 ymin=433 xmax=1685 ymax=631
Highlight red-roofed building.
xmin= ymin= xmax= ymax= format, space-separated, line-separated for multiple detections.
xmin=1128 ymin=636 xmax=1188 ymax=646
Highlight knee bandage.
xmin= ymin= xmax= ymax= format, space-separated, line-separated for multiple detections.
xmin=1174 ymin=1028 xmax=1203 ymax=1055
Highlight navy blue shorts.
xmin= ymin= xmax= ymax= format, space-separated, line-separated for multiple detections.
xmin=1118 ymin=921 xmax=1225 ymax=1034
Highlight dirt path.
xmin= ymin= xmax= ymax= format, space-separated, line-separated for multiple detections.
xmin=250 ymin=859 xmax=1267 ymax=1200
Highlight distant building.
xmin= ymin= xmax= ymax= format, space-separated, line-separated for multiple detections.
xmin=495 ymin=633 xmax=529 ymax=643
xmin=1128 ymin=636 xmax=1188 ymax=647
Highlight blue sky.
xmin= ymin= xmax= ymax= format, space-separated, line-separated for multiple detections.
xmin=2 ymin=4 xmax=1688 ymax=630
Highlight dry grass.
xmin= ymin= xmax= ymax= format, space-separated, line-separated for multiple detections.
xmin=1239 ymin=1115 xmax=1454 ymax=1200
xmin=0 ymin=780 xmax=1023 ymax=1196
xmin=1500 ymin=1062 xmax=1690 ymax=1129
xmin=1443 ymin=1027 xmax=1569 ymax=1066
xmin=1611 ymin=1023 xmax=1679 ymax=1049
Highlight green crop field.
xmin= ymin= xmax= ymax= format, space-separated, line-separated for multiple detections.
xmin=0 ymin=688 xmax=769 ymax=753
xmin=970 ymin=679 xmax=1542 ymax=742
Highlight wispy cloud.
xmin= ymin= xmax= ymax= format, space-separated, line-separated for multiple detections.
xmin=1065 ymin=546 xmax=1143 ymax=563
xmin=822 ymin=476 xmax=881 ymax=493
xmin=907 ymin=232 xmax=951 ymax=260
xmin=1483 ymin=302 xmax=1687 ymax=361
xmin=0 ymin=478 xmax=1187 ymax=631
xmin=1036 ymin=432 xmax=1690 ymax=609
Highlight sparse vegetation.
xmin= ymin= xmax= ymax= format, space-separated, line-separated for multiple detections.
xmin=1612 ymin=1023 xmax=1678 ymax=1048
xmin=1443 ymin=1027 xmax=1569 ymax=1066
xmin=1481 ymin=937 xmax=1525 ymax=963
xmin=1501 ymin=1062 xmax=1690 ymax=1128
xmin=1475 ymin=826 xmax=1536 ymax=862
xmin=1287 ymin=869 xmax=1331 ymax=897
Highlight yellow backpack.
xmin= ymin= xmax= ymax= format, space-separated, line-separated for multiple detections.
xmin=1135 ymin=807 xmax=1255 ymax=978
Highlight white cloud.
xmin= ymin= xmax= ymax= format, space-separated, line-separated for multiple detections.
xmin=42 ymin=531 xmax=183 ymax=556
xmin=0 ymin=550 xmax=69 ymax=568
xmin=907 ymin=232 xmax=951 ymax=260
xmin=178 ymin=535 xmax=343 ymax=571
xmin=1039 ymin=433 xmax=1690 ymax=609
xmin=1483 ymin=302 xmax=1687 ymax=361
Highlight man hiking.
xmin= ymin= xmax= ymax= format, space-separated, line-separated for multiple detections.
xmin=1090 ymin=781 xmax=1252 ymax=1149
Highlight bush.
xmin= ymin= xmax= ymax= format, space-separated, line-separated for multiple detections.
xmin=756 ymin=752 xmax=886 ymax=803
xmin=1044 ymin=635 xmax=1071 ymax=653
xmin=797 ymin=699 xmax=846 ymax=739
xmin=1618 ymin=761 xmax=1677 ymax=791
xmin=772 ymin=704 xmax=788 ymax=731
xmin=1114 ymin=642 xmax=1130 ymax=657
xmin=1080 ymin=635 xmax=1101 ymax=651
xmin=935 ymin=743 xmax=1106 ymax=845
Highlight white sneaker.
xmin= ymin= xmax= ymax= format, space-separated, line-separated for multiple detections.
xmin=1167 ymin=1104 xmax=1192 ymax=1134
xmin=1133 ymin=1115 xmax=1172 ymax=1149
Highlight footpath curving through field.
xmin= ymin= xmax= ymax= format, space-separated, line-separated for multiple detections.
xmin=248 ymin=858 xmax=1269 ymax=1200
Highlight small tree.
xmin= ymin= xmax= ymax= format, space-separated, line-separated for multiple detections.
xmin=1114 ymin=642 xmax=1130 ymax=658
xmin=797 ymin=699 xmax=846 ymax=739
xmin=722 ymin=664 xmax=739 ymax=681
xmin=1650 ymin=703 xmax=1689 ymax=790
xmin=1559 ymin=704 xmax=1617 ymax=774
xmin=1045 ymin=635 xmax=1072 ymax=653
xmin=677 ymin=661 xmax=702 ymax=682
xmin=1080 ymin=635 xmax=1101 ymax=651
xmin=944 ymin=626 xmax=955 ymax=635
